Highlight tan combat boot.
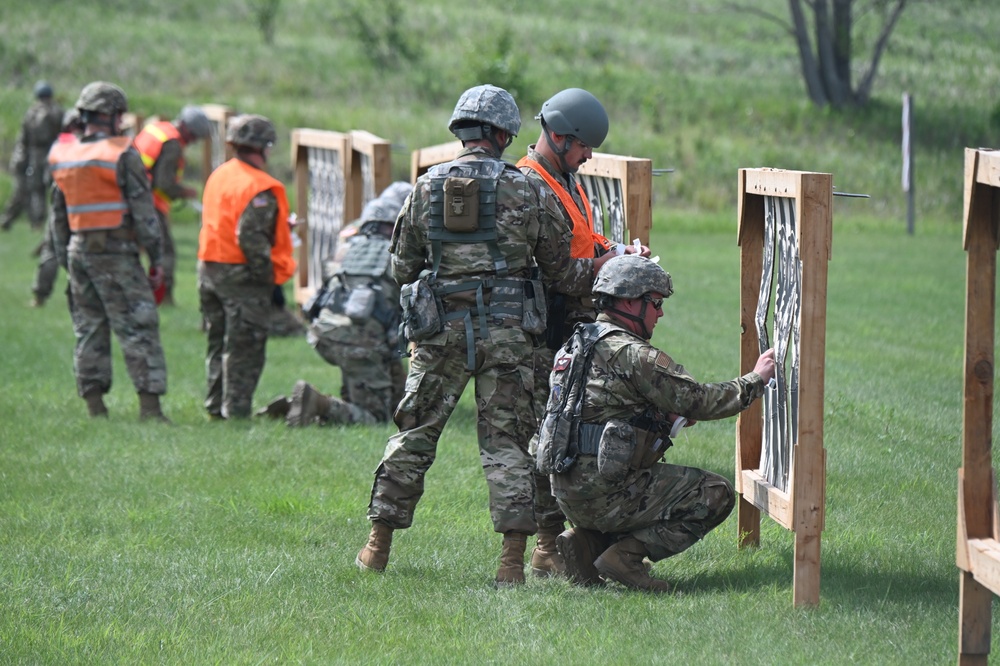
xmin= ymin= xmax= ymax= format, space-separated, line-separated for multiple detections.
xmin=594 ymin=537 xmax=671 ymax=593
xmin=495 ymin=531 xmax=528 ymax=587
xmin=286 ymin=381 xmax=331 ymax=427
xmin=256 ymin=395 xmax=290 ymax=419
xmin=530 ymin=525 xmax=566 ymax=578
xmin=356 ymin=522 xmax=394 ymax=572
xmin=83 ymin=390 xmax=108 ymax=418
xmin=556 ymin=527 xmax=612 ymax=586
xmin=139 ymin=392 xmax=170 ymax=423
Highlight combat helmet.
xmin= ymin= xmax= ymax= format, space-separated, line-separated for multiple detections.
xmin=75 ymin=81 xmax=128 ymax=116
xmin=361 ymin=196 xmax=403 ymax=224
xmin=176 ymin=105 xmax=212 ymax=140
xmin=593 ymin=254 xmax=673 ymax=300
xmin=448 ymin=84 xmax=521 ymax=141
xmin=536 ymin=88 xmax=608 ymax=149
xmin=34 ymin=80 xmax=54 ymax=99
xmin=61 ymin=108 xmax=82 ymax=133
xmin=379 ymin=181 xmax=413 ymax=210
xmin=226 ymin=114 xmax=276 ymax=151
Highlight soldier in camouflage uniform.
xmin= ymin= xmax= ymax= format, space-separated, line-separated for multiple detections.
xmin=2 ymin=81 xmax=64 ymax=231
xmin=49 ymin=82 xmax=169 ymax=421
xmin=31 ymin=108 xmax=83 ymax=308
xmin=264 ymin=185 xmax=410 ymax=427
xmin=538 ymin=255 xmax=775 ymax=592
xmin=197 ymin=114 xmax=296 ymax=420
xmin=517 ymin=89 xmax=651 ymax=577
xmin=133 ymin=105 xmax=213 ymax=305
xmin=356 ymin=85 xmax=572 ymax=586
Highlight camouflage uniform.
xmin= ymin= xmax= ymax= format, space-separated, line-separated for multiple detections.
xmin=145 ymin=139 xmax=186 ymax=298
xmin=366 ymin=144 xmax=571 ymax=535
xmin=1 ymin=92 xmax=63 ymax=230
xmin=198 ymin=187 xmax=280 ymax=419
xmin=520 ymin=146 xmax=608 ymax=537
xmin=51 ymin=135 xmax=167 ymax=399
xmin=301 ymin=196 xmax=408 ymax=425
xmin=549 ymin=314 xmax=767 ymax=561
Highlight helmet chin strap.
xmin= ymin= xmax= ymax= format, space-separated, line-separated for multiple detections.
xmin=541 ymin=126 xmax=574 ymax=174
xmin=607 ymin=301 xmax=653 ymax=339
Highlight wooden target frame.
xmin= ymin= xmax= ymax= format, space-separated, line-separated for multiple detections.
xmin=957 ymin=148 xmax=1000 ymax=664
xmin=291 ymin=128 xmax=392 ymax=305
xmin=199 ymin=104 xmax=235 ymax=186
xmin=410 ymin=140 xmax=652 ymax=244
xmin=736 ymin=168 xmax=831 ymax=607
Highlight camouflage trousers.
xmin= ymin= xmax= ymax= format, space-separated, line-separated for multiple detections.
xmin=310 ymin=313 xmax=403 ymax=423
xmin=67 ymin=250 xmax=167 ymax=397
xmin=32 ymin=217 xmax=60 ymax=303
xmin=367 ymin=326 xmax=538 ymax=534
xmin=0 ymin=161 xmax=46 ymax=229
xmin=530 ymin=344 xmax=565 ymax=532
xmin=198 ymin=261 xmax=272 ymax=419
xmin=156 ymin=210 xmax=176 ymax=297
xmin=552 ymin=458 xmax=735 ymax=562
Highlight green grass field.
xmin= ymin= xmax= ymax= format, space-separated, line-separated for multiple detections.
xmin=1 ymin=0 xmax=999 ymax=662
xmin=0 ymin=214 xmax=988 ymax=663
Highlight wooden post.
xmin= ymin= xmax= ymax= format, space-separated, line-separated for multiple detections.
xmin=957 ymin=147 xmax=1000 ymax=665
xmin=736 ymin=168 xmax=831 ymax=608
xmin=902 ymin=93 xmax=915 ymax=235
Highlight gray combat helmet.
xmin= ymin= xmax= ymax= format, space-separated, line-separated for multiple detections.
xmin=448 ymin=84 xmax=521 ymax=138
xmin=176 ymin=105 xmax=212 ymax=140
xmin=537 ymin=88 xmax=609 ymax=148
xmin=34 ymin=80 xmax=54 ymax=99
xmin=75 ymin=81 xmax=128 ymax=115
xmin=361 ymin=196 xmax=403 ymax=224
xmin=226 ymin=114 xmax=276 ymax=150
xmin=379 ymin=181 xmax=413 ymax=210
xmin=593 ymin=254 xmax=673 ymax=300
xmin=61 ymin=108 xmax=82 ymax=133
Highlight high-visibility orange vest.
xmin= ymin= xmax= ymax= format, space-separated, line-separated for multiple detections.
xmin=517 ymin=156 xmax=614 ymax=259
xmin=199 ymin=158 xmax=296 ymax=285
xmin=133 ymin=121 xmax=183 ymax=214
xmin=48 ymin=136 xmax=131 ymax=232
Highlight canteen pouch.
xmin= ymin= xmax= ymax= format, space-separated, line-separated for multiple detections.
xmin=400 ymin=276 xmax=442 ymax=342
xmin=343 ymin=284 xmax=377 ymax=322
xmin=536 ymin=408 xmax=577 ymax=475
xmin=597 ymin=419 xmax=636 ymax=484
xmin=443 ymin=177 xmax=480 ymax=232
xmin=521 ymin=279 xmax=547 ymax=335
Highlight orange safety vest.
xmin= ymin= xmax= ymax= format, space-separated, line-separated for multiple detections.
xmin=48 ymin=136 xmax=131 ymax=232
xmin=132 ymin=121 xmax=184 ymax=214
xmin=199 ymin=158 xmax=296 ymax=285
xmin=517 ymin=157 xmax=615 ymax=259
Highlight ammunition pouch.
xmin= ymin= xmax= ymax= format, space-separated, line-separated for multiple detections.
xmin=399 ymin=274 xmax=443 ymax=344
xmin=578 ymin=419 xmax=672 ymax=484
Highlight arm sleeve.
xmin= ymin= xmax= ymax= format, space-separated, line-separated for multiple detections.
xmin=149 ymin=140 xmax=191 ymax=201
xmin=530 ymin=184 xmax=573 ymax=286
xmin=389 ymin=185 xmax=428 ymax=285
xmin=118 ymin=148 xmax=163 ymax=266
xmin=237 ymin=189 xmax=279 ymax=285
xmin=51 ymin=186 xmax=70 ymax=269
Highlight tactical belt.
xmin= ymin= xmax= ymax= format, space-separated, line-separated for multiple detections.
xmin=437 ymin=277 xmax=526 ymax=370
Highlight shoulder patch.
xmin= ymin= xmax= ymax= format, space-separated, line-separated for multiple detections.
xmin=654 ymin=350 xmax=673 ymax=370
xmin=553 ymin=355 xmax=571 ymax=372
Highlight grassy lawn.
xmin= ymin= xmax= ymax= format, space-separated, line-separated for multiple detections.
xmin=0 ymin=212 xmax=990 ymax=663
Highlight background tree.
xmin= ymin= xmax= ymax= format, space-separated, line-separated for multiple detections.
xmin=743 ymin=0 xmax=909 ymax=109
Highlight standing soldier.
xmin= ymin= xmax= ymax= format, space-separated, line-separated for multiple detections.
xmin=536 ymin=255 xmax=775 ymax=591
xmin=2 ymin=80 xmax=64 ymax=232
xmin=30 ymin=108 xmax=83 ymax=308
xmin=517 ymin=88 xmax=650 ymax=577
xmin=49 ymin=81 xmax=169 ymax=421
xmin=355 ymin=84 xmax=571 ymax=586
xmin=266 ymin=185 xmax=411 ymax=427
xmin=133 ymin=106 xmax=212 ymax=305
xmin=197 ymin=114 xmax=296 ymax=420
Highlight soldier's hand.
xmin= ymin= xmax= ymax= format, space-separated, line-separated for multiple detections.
xmin=148 ymin=265 xmax=164 ymax=290
xmin=625 ymin=239 xmax=651 ymax=258
xmin=753 ymin=348 xmax=776 ymax=385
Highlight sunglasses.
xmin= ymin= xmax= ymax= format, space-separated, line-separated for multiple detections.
xmin=642 ymin=295 xmax=664 ymax=310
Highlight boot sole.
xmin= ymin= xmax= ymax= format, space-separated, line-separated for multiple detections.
xmin=556 ymin=532 xmax=605 ymax=587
